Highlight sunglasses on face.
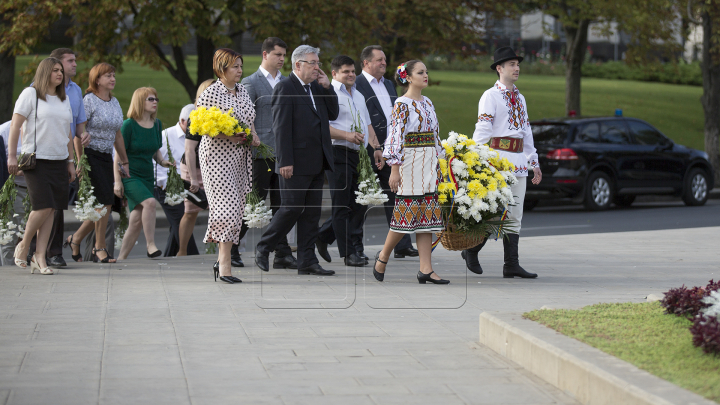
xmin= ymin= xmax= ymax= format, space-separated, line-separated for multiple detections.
xmin=146 ymin=97 xmax=160 ymax=102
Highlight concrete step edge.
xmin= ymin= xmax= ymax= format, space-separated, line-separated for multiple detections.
xmin=478 ymin=312 xmax=715 ymax=405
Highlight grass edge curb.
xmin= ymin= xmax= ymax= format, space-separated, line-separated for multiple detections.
xmin=478 ymin=312 xmax=716 ymax=405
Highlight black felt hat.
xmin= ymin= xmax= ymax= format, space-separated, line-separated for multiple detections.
xmin=490 ymin=47 xmax=524 ymax=71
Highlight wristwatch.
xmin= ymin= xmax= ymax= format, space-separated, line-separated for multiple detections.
xmin=67 ymin=159 xmax=75 ymax=163
xmin=374 ymin=145 xmax=383 ymax=151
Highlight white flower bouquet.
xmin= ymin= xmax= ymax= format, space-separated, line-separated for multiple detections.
xmin=0 ymin=176 xmax=25 ymax=245
xmin=349 ymin=101 xmax=388 ymax=206
xmin=163 ymin=134 xmax=187 ymax=206
xmin=73 ymin=154 xmax=107 ymax=222
xmin=242 ymin=188 xmax=272 ymax=228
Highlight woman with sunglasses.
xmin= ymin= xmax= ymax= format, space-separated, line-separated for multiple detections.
xmin=115 ymin=87 xmax=173 ymax=260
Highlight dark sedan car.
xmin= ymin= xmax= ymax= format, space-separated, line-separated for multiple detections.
xmin=525 ymin=116 xmax=714 ymax=210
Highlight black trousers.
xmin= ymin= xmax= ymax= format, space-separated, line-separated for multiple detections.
xmin=318 ymin=147 xmax=366 ymax=257
xmin=257 ymin=170 xmax=324 ymax=268
xmin=374 ymin=163 xmax=413 ymax=252
xmin=238 ymin=158 xmax=292 ymax=257
xmin=154 ymin=187 xmax=199 ymax=257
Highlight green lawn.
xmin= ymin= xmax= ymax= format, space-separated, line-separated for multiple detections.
xmin=13 ymin=56 xmax=705 ymax=149
xmin=524 ymin=302 xmax=720 ymax=402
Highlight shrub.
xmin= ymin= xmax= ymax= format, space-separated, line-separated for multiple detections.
xmin=690 ymin=315 xmax=720 ymax=355
xmin=661 ymin=280 xmax=720 ymax=319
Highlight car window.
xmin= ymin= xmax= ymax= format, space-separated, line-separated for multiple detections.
xmin=600 ymin=120 xmax=631 ymax=145
xmin=532 ymin=124 xmax=569 ymax=145
xmin=575 ymin=123 xmax=600 ymax=143
xmin=627 ymin=120 xmax=670 ymax=146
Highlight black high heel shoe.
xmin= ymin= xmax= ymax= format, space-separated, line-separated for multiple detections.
xmin=92 ymin=248 xmax=115 ymax=263
xmin=63 ymin=235 xmax=82 ymax=262
xmin=373 ymin=251 xmax=387 ymax=282
xmin=213 ymin=261 xmax=239 ymax=283
xmin=417 ymin=271 xmax=450 ymax=285
xmin=147 ymin=249 xmax=162 ymax=258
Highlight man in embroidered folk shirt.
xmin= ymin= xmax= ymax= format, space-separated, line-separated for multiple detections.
xmin=463 ymin=47 xmax=542 ymax=279
xmin=317 ymin=55 xmax=385 ymax=267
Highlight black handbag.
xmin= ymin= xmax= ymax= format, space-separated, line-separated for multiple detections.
xmin=182 ymin=180 xmax=208 ymax=209
xmin=17 ymin=92 xmax=38 ymax=171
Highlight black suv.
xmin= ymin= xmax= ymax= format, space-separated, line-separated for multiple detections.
xmin=525 ymin=117 xmax=714 ymax=210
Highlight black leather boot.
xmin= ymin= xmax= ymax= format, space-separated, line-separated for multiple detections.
xmin=461 ymin=238 xmax=487 ymax=274
xmin=502 ymin=234 xmax=537 ymax=279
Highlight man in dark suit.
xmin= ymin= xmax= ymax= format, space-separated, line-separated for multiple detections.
xmin=255 ymin=45 xmax=339 ymax=276
xmin=355 ymin=45 xmax=418 ymax=259
xmin=238 ymin=37 xmax=297 ymax=270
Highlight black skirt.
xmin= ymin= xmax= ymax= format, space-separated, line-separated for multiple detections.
xmin=84 ymin=149 xmax=115 ymax=206
xmin=24 ymin=159 xmax=69 ymax=210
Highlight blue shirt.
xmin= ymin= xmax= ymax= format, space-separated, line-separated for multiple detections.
xmin=65 ymin=80 xmax=87 ymax=137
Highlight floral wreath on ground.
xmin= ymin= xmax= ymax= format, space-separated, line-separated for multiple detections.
xmin=437 ymin=131 xmax=518 ymax=239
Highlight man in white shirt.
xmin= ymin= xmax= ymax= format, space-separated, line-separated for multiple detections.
xmin=355 ymin=45 xmax=418 ymax=259
xmin=153 ymin=104 xmax=199 ymax=257
xmin=316 ymin=55 xmax=385 ymax=267
xmin=463 ymin=47 xmax=542 ymax=279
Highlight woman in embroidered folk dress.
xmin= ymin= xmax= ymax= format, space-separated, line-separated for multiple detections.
xmin=196 ymin=48 xmax=260 ymax=284
xmin=372 ymin=60 xmax=449 ymax=285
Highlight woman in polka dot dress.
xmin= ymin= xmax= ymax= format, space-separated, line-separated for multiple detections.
xmin=196 ymin=48 xmax=260 ymax=284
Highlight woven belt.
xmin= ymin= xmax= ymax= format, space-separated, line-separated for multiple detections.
xmin=489 ymin=137 xmax=523 ymax=153
xmin=404 ymin=132 xmax=435 ymax=148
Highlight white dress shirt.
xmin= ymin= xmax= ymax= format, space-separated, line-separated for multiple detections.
xmin=155 ymin=123 xmax=186 ymax=189
xmin=259 ymin=65 xmax=283 ymax=89
xmin=361 ymin=70 xmax=393 ymax=128
xmin=293 ymin=72 xmax=315 ymax=109
xmin=329 ymin=80 xmax=371 ymax=150
xmin=472 ymin=81 xmax=539 ymax=177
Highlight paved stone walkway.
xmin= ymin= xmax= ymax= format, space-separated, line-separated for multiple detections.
xmin=0 ymin=226 xmax=716 ymax=404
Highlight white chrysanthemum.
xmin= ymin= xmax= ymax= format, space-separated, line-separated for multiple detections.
xmin=355 ymin=172 xmax=388 ymax=206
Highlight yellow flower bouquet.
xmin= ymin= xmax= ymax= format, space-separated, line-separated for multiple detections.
xmin=189 ymin=106 xmax=274 ymax=160
xmin=436 ymin=131 xmax=517 ymax=248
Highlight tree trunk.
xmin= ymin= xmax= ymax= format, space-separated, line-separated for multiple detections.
xmin=563 ymin=20 xmax=590 ymax=116
xmin=701 ymin=10 xmax=720 ymax=184
xmin=0 ymin=51 xmax=15 ymax=123
xmin=196 ymin=35 xmax=216 ymax=99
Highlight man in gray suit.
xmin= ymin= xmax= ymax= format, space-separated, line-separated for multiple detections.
xmin=237 ymin=37 xmax=297 ymax=269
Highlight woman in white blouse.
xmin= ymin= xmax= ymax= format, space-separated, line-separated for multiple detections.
xmin=372 ymin=60 xmax=448 ymax=285
xmin=7 ymin=57 xmax=77 ymax=275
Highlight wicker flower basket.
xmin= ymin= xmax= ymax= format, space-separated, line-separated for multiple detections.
xmin=435 ymin=224 xmax=485 ymax=251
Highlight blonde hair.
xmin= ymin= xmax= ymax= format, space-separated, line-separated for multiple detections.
xmin=127 ymin=87 xmax=158 ymax=120
xmin=86 ymin=63 xmax=116 ymax=96
xmin=195 ymin=79 xmax=215 ymax=106
xmin=32 ymin=57 xmax=67 ymax=102
xmin=212 ymin=48 xmax=243 ymax=80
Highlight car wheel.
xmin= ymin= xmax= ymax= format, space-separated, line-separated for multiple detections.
xmin=583 ymin=171 xmax=613 ymax=211
xmin=682 ymin=168 xmax=709 ymax=206
xmin=613 ymin=195 xmax=636 ymax=208
xmin=523 ymin=199 xmax=539 ymax=211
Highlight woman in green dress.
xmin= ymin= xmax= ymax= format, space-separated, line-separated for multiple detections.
xmin=114 ymin=87 xmax=173 ymax=260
